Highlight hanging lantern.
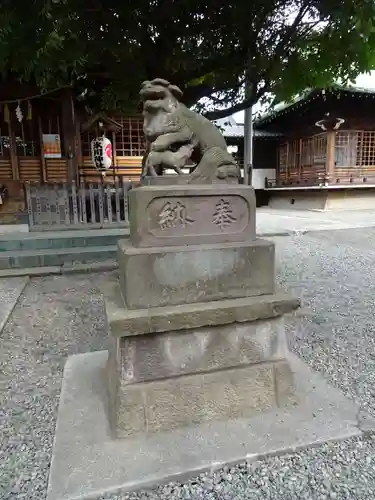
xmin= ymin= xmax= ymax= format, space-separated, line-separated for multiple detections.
xmin=91 ymin=135 xmax=113 ymax=170
xmin=15 ymin=101 xmax=23 ymax=122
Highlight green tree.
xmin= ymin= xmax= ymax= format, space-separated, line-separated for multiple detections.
xmin=0 ymin=0 xmax=375 ymax=117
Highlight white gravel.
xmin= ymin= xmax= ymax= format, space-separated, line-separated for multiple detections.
xmin=0 ymin=277 xmax=28 ymax=333
xmin=2 ymin=228 xmax=375 ymax=499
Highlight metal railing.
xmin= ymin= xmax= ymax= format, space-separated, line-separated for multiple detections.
xmin=25 ymin=178 xmax=133 ymax=231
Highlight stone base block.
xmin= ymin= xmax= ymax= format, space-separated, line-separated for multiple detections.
xmin=103 ymin=284 xmax=300 ymax=437
xmin=116 ymin=316 xmax=288 ymax=386
xmin=118 ymin=238 xmax=275 ymax=309
xmin=112 ymin=359 xmax=293 ymax=438
xmin=47 ymin=350 xmax=370 ymax=500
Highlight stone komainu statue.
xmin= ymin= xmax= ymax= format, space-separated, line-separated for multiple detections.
xmin=140 ymin=78 xmax=240 ymax=183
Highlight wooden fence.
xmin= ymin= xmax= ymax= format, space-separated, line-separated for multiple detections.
xmin=25 ymin=178 xmax=132 ymax=231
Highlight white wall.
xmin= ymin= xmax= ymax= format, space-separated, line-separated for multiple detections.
xmin=251 ymin=168 xmax=276 ymax=189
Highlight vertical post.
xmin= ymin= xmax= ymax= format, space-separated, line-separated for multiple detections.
xmin=8 ymin=114 xmax=19 ymax=181
xmin=75 ymin=118 xmax=83 ymax=182
xmin=61 ymin=88 xmax=77 ymax=181
xmin=25 ymin=183 xmax=34 ymax=229
xmin=122 ymin=178 xmax=129 ymax=224
xmin=243 ymin=105 xmax=253 ymax=185
xmin=38 ymin=115 xmax=47 ymax=182
xmin=243 ymin=72 xmax=254 ymax=185
xmin=89 ymin=182 xmax=96 ymax=224
xmin=71 ymin=180 xmax=79 ymax=225
xmin=112 ymin=131 xmax=117 ymax=167
xmin=106 ymin=182 xmax=112 ymax=223
xmin=62 ymin=182 xmax=71 ymax=226
xmin=115 ymin=176 xmax=121 ymax=223
xmin=326 ymin=131 xmax=336 ymax=184
xmin=79 ymin=178 xmax=87 ymax=224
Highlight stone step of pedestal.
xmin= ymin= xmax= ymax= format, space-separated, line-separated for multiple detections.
xmin=103 ymin=281 xmax=300 ymax=338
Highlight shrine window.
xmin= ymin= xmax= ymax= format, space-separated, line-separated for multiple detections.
xmin=115 ymin=117 xmax=145 ymax=156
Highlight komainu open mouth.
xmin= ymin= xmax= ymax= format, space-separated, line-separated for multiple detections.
xmin=140 ymin=85 xmax=167 ymax=102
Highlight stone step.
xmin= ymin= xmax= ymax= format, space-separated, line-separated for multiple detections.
xmin=0 ymin=245 xmax=117 ymax=270
xmin=0 ymin=227 xmax=129 ymax=252
xmin=0 ymin=228 xmax=129 ymax=255
xmin=0 ymin=259 xmax=118 ymax=278
xmin=0 ymin=227 xmax=129 ymax=248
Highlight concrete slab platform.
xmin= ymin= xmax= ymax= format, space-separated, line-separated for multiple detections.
xmin=47 ymin=350 xmax=368 ymax=500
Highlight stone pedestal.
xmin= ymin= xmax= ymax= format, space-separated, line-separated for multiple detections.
xmin=105 ymin=283 xmax=299 ymax=438
xmin=106 ymin=183 xmax=299 ymax=438
xmin=47 ymin=80 xmax=375 ymax=498
xmin=47 ymin=182 xmax=372 ymax=500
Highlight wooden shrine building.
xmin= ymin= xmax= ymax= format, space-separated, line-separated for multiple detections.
xmin=3 ymin=83 xmax=375 ymax=223
xmin=0 ymin=82 xmax=145 ymax=223
xmin=254 ymin=86 xmax=375 ymax=209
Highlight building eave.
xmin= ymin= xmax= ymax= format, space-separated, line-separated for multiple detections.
xmin=255 ymin=85 xmax=375 ymax=128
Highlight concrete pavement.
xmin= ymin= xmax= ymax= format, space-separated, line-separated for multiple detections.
xmin=256 ymin=208 xmax=375 ymax=236
xmin=1 ymin=208 xmax=375 ymax=238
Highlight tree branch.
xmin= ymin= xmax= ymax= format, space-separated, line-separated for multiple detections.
xmin=203 ymin=94 xmax=258 ymax=120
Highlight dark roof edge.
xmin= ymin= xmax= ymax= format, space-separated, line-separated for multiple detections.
xmin=255 ymin=85 xmax=375 ymax=127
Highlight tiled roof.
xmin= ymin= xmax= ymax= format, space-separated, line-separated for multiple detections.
xmin=221 ymin=124 xmax=282 ymax=138
xmin=255 ymin=84 xmax=375 ymax=126
xmin=213 ymin=118 xmax=282 ymax=138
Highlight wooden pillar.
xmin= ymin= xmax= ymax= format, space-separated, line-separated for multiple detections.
xmin=112 ymin=131 xmax=117 ymax=167
xmin=75 ymin=118 xmax=83 ymax=182
xmin=38 ymin=116 xmax=47 ymax=182
xmin=61 ymin=89 xmax=77 ymax=181
xmin=8 ymin=115 xmax=19 ymax=181
xmin=326 ymin=131 xmax=336 ymax=183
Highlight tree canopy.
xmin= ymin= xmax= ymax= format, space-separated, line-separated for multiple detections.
xmin=0 ymin=0 xmax=375 ymax=117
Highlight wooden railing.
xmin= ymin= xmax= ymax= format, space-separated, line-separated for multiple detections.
xmin=25 ymin=178 xmax=133 ymax=231
xmin=266 ymin=168 xmax=328 ymax=188
xmin=329 ymin=167 xmax=375 ymax=185
xmin=80 ymin=156 xmax=143 ymax=182
xmin=265 ymin=170 xmax=375 ymax=188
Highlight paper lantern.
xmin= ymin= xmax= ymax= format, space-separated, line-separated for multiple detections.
xmin=91 ymin=136 xmax=113 ymax=169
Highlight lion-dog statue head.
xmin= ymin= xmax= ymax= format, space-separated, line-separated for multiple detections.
xmin=139 ymin=78 xmax=185 ymax=142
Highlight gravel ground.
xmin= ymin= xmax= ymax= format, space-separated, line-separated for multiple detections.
xmin=0 ymin=277 xmax=28 ymax=333
xmin=2 ymin=227 xmax=375 ymax=499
